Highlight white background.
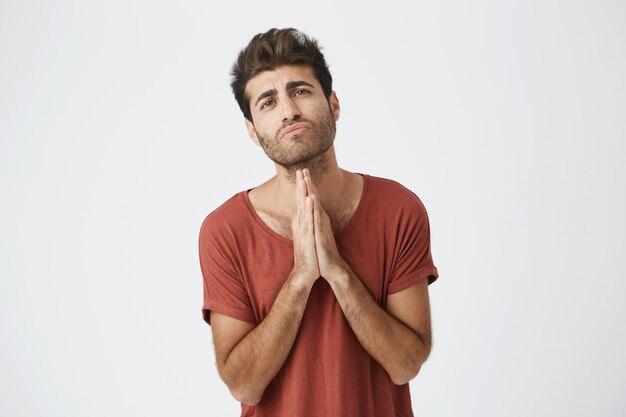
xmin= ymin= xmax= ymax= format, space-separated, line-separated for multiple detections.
xmin=1 ymin=0 xmax=625 ymax=416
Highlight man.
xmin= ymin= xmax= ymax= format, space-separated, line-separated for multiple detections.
xmin=199 ymin=28 xmax=439 ymax=416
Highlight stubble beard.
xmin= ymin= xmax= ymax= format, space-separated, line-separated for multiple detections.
xmin=255 ymin=104 xmax=336 ymax=182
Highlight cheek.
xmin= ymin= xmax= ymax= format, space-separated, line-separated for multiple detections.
xmin=256 ymin=114 xmax=277 ymax=129
xmin=255 ymin=121 xmax=279 ymax=141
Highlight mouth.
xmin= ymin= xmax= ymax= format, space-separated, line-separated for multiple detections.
xmin=280 ymin=123 xmax=309 ymax=139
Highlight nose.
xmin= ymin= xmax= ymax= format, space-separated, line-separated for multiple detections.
xmin=279 ymin=95 xmax=301 ymax=123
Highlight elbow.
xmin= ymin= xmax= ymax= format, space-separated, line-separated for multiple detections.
xmin=219 ymin=367 xmax=264 ymax=406
xmin=390 ymin=337 xmax=431 ymax=385
xmin=390 ymin=364 xmax=422 ymax=386
xmin=224 ymin=375 xmax=264 ymax=406
xmin=225 ymin=377 xmax=263 ymax=405
xmin=225 ymin=378 xmax=264 ymax=406
xmin=230 ymin=386 xmax=262 ymax=406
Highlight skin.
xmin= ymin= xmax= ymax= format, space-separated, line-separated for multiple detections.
xmin=210 ymin=64 xmax=433 ymax=405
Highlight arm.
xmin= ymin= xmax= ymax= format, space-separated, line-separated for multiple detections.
xmin=212 ymin=270 xmax=314 ymax=405
xmin=211 ymin=170 xmax=320 ymax=405
xmin=325 ymin=265 xmax=432 ymax=385
xmin=302 ymin=169 xmax=432 ymax=385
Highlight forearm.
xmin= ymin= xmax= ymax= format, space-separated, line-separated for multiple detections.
xmin=326 ymin=265 xmax=428 ymax=385
xmin=222 ymin=271 xmax=313 ymax=405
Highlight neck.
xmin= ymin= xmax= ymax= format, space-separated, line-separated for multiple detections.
xmin=272 ymin=145 xmax=346 ymax=216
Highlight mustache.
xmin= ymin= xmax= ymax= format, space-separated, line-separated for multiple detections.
xmin=282 ymin=118 xmax=311 ymax=129
xmin=277 ymin=119 xmax=312 ymax=138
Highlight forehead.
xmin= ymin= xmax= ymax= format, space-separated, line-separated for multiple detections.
xmin=245 ymin=65 xmax=320 ymax=100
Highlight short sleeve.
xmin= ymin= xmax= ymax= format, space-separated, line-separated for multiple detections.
xmin=198 ymin=217 xmax=257 ymax=326
xmin=387 ymin=195 xmax=439 ymax=295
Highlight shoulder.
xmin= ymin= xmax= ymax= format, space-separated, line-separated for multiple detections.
xmin=199 ymin=191 xmax=250 ymax=246
xmin=362 ymin=175 xmax=434 ymax=248
xmin=364 ymin=174 xmax=428 ymax=214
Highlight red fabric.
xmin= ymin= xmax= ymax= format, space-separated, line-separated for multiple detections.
xmin=199 ymin=174 xmax=439 ymax=417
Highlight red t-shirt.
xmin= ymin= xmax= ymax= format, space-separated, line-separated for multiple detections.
xmin=199 ymin=174 xmax=439 ymax=417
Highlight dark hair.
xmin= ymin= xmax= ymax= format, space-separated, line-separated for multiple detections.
xmin=230 ymin=28 xmax=333 ymax=121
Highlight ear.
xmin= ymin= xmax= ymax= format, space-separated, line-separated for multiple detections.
xmin=245 ymin=118 xmax=261 ymax=146
xmin=329 ymin=91 xmax=340 ymax=122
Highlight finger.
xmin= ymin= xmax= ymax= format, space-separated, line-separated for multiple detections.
xmin=294 ymin=172 xmax=307 ymax=230
xmin=303 ymin=174 xmax=311 ymax=196
xmin=306 ymin=195 xmax=319 ymax=253
xmin=294 ymin=169 xmax=300 ymax=208
xmin=303 ymin=172 xmax=316 ymax=198
xmin=304 ymin=170 xmax=320 ymax=197
xmin=302 ymin=169 xmax=312 ymax=196
xmin=305 ymin=178 xmax=324 ymax=217
xmin=310 ymin=194 xmax=321 ymax=236
xmin=296 ymin=170 xmax=307 ymax=212
xmin=305 ymin=196 xmax=314 ymax=236
xmin=299 ymin=170 xmax=309 ymax=201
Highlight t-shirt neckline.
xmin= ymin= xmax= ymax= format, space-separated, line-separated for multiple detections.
xmin=241 ymin=173 xmax=370 ymax=246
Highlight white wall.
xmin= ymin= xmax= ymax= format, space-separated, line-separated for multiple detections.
xmin=1 ymin=1 xmax=624 ymax=416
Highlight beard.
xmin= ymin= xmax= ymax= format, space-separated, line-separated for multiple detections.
xmin=255 ymin=104 xmax=337 ymax=178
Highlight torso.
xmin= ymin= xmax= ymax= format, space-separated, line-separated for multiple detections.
xmin=247 ymin=171 xmax=364 ymax=240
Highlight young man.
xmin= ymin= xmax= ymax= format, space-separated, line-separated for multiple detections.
xmin=199 ymin=28 xmax=439 ymax=416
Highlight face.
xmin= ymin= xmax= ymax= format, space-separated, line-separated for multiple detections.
xmin=244 ymin=65 xmax=340 ymax=170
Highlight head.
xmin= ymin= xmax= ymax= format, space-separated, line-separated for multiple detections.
xmin=230 ymin=28 xmax=333 ymax=122
xmin=230 ymin=29 xmax=340 ymax=179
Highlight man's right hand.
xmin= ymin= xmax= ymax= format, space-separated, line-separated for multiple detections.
xmin=290 ymin=169 xmax=320 ymax=287
xmin=211 ymin=169 xmax=320 ymax=405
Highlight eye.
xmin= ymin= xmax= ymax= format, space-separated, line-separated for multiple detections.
xmin=294 ymin=89 xmax=310 ymax=96
xmin=260 ymin=99 xmax=274 ymax=109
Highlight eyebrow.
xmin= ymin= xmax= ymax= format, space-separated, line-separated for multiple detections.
xmin=254 ymin=81 xmax=316 ymax=107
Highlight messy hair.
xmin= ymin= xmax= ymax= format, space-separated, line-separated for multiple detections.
xmin=230 ymin=28 xmax=333 ymax=121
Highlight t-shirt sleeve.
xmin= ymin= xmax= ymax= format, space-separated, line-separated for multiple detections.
xmin=387 ymin=194 xmax=439 ymax=295
xmin=198 ymin=217 xmax=257 ymax=326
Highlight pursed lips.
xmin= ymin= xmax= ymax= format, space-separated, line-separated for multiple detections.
xmin=280 ymin=123 xmax=309 ymax=139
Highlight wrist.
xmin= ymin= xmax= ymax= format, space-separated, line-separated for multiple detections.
xmin=321 ymin=260 xmax=350 ymax=285
xmin=288 ymin=268 xmax=318 ymax=292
